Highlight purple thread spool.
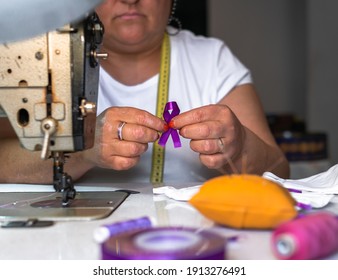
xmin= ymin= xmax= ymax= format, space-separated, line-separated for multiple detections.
xmin=93 ymin=216 xmax=152 ymax=243
xmin=272 ymin=212 xmax=338 ymax=259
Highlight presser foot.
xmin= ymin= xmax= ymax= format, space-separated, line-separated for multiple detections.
xmin=53 ymin=171 xmax=77 ymax=206
xmin=52 ymin=152 xmax=77 ymax=206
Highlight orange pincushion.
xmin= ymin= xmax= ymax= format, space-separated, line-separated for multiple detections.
xmin=189 ymin=174 xmax=298 ymax=229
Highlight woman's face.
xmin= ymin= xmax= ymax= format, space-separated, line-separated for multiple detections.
xmin=95 ymin=0 xmax=172 ymax=52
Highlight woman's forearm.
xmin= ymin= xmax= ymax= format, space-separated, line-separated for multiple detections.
xmin=218 ymin=126 xmax=289 ymax=178
xmin=0 ymin=138 xmax=94 ymax=184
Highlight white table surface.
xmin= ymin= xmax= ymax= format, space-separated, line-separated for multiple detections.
xmin=0 ymin=181 xmax=337 ymax=260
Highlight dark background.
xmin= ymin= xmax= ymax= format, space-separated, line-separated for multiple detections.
xmin=171 ymin=0 xmax=208 ymax=36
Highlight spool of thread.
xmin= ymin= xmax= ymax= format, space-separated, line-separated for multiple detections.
xmin=272 ymin=212 xmax=338 ymax=260
xmin=101 ymin=227 xmax=226 ymax=260
xmin=93 ymin=216 xmax=153 ymax=243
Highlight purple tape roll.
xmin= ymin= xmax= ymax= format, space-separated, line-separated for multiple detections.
xmin=101 ymin=227 xmax=226 ymax=260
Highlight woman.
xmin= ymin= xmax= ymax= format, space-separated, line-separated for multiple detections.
xmin=0 ymin=0 xmax=289 ymax=184
xmin=80 ymin=0 xmax=289 ymax=183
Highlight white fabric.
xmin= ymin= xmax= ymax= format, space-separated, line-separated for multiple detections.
xmin=263 ymin=164 xmax=338 ymax=208
xmin=263 ymin=165 xmax=338 ymax=194
xmin=153 ymin=185 xmax=202 ymax=201
xmin=153 ymin=164 xmax=338 ymax=208
xmin=87 ymin=29 xmax=252 ymax=183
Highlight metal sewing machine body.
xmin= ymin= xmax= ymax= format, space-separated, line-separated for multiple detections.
xmin=0 ymin=14 xmax=106 ymax=205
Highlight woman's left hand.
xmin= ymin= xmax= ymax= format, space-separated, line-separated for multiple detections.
xmin=170 ymin=104 xmax=245 ymax=170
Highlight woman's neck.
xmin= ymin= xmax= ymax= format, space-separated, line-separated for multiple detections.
xmin=99 ymin=40 xmax=163 ymax=86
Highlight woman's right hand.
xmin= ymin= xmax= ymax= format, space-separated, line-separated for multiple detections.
xmin=83 ymin=107 xmax=166 ymax=170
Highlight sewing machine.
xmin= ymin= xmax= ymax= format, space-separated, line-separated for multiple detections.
xmin=0 ymin=0 xmax=105 ymax=205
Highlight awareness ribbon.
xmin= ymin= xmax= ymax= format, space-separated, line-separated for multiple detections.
xmin=158 ymin=101 xmax=181 ymax=148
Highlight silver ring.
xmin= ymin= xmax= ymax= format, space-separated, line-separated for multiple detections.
xmin=117 ymin=122 xmax=126 ymax=141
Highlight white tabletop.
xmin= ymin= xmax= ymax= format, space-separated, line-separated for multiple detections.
xmin=0 ymin=181 xmax=337 ymax=260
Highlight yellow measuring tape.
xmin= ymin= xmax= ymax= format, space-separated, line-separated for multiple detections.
xmin=150 ymin=33 xmax=170 ymax=184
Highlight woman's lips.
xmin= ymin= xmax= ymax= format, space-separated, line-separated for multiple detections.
xmin=116 ymin=12 xmax=144 ymax=20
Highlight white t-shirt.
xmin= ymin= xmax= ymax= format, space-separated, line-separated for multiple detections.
xmin=82 ymin=29 xmax=252 ymax=184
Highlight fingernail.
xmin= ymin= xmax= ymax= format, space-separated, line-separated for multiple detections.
xmin=169 ymin=120 xmax=174 ymax=128
xmin=163 ymin=124 xmax=169 ymax=131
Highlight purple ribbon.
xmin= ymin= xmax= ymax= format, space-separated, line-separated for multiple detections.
xmin=158 ymin=101 xmax=181 ymax=148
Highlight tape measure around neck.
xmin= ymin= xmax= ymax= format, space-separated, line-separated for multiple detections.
xmin=150 ymin=33 xmax=170 ymax=184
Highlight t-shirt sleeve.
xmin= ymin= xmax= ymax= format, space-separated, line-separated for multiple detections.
xmin=214 ymin=40 xmax=253 ymax=102
xmin=168 ymin=30 xmax=253 ymax=106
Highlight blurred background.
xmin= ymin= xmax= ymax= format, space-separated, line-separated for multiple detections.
xmin=175 ymin=0 xmax=337 ymax=178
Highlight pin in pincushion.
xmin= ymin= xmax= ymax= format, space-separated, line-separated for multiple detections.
xmin=189 ymin=174 xmax=298 ymax=229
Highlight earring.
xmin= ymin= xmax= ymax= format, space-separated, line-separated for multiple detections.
xmin=167 ymin=0 xmax=182 ymax=35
